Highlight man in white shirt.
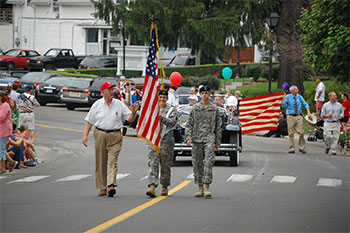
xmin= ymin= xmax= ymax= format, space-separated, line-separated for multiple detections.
xmin=315 ymin=77 xmax=326 ymax=119
xmin=83 ymin=82 xmax=139 ymax=197
xmin=321 ymin=92 xmax=344 ymax=156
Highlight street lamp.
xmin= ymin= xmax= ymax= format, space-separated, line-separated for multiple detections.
xmin=235 ymin=39 xmax=240 ymax=79
xmin=266 ymin=12 xmax=279 ymax=94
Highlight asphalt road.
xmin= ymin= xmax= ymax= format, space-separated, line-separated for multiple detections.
xmin=1 ymin=104 xmax=349 ymax=233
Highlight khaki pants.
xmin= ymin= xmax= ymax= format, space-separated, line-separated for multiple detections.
xmin=323 ymin=122 xmax=340 ymax=154
xmin=287 ymin=115 xmax=305 ymax=152
xmin=93 ymin=129 xmax=122 ymax=189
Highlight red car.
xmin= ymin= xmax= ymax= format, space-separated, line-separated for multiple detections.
xmin=0 ymin=49 xmax=41 ymax=69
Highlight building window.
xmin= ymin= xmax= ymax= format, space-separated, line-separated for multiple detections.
xmin=87 ymin=28 xmax=98 ymax=43
xmin=53 ymin=0 xmax=59 ymax=12
xmin=0 ymin=3 xmax=12 ymax=24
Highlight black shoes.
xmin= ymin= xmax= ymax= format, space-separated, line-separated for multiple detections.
xmin=108 ymin=185 xmax=116 ymax=197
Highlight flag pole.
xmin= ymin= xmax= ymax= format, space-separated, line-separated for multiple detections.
xmin=149 ymin=16 xmax=165 ymax=89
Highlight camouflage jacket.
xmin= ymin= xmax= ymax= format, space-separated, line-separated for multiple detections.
xmin=160 ymin=106 xmax=178 ymax=141
xmin=185 ymin=102 xmax=222 ymax=144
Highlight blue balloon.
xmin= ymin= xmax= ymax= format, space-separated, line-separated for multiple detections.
xmin=222 ymin=67 xmax=232 ymax=80
xmin=282 ymin=82 xmax=290 ymax=91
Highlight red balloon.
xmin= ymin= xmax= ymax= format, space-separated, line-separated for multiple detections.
xmin=169 ymin=72 xmax=182 ymax=87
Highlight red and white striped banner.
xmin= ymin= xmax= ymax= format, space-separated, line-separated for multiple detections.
xmin=238 ymin=92 xmax=284 ymax=134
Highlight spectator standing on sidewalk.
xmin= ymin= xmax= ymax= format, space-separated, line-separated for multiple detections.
xmin=321 ymin=92 xmax=344 ymax=155
xmin=0 ymin=91 xmax=12 ymax=174
xmin=340 ymin=93 xmax=350 ymax=133
xmin=190 ymin=87 xmax=199 ymax=102
xmin=315 ymin=77 xmax=326 ymax=120
xmin=83 ymin=82 xmax=139 ymax=197
xmin=17 ymin=86 xmax=39 ymax=136
xmin=9 ymin=99 xmax=19 ymax=128
xmin=281 ymin=85 xmax=312 ymax=154
xmin=9 ymin=83 xmax=20 ymax=101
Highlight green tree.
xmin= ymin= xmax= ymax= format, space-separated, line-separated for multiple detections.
xmin=298 ymin=0 xmax=350 ymax=83
xmin=91 ymin=0 xmax=276 ymax=64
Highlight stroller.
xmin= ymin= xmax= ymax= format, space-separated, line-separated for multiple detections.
xmin=307 ymin=119 xmax=324 ymax=142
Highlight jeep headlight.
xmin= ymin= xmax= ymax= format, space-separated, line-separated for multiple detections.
xmin=178 ymin=115 xmax=189 ymax=129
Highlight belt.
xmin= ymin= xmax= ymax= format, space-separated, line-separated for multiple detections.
xmin=327 ymin=121 xmax=338 ymax=123
xmin=288 ymin=114 xmax=300 ymax=116
xmin=96 ymin=127 xmax=121 ymax=133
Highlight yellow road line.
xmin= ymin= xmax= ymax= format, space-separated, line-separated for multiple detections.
xmin=35 ymin=123 xmax=137 ymax=139
xmin=35 ymin=123 xmax=85 ymax=133
xmin=85 ymin=180 xmax=192 ymax=233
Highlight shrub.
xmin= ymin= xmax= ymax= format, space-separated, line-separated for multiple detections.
xmin=180 ymin=75 xmax=220 ymax=90
xmin=242 ymin=63 xmax=264 ymax=81
xmin=260 ymin=63 xmax=280 ymax=81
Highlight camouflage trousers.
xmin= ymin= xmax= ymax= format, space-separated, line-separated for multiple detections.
xmin=147 ymin=144 xmax=173 ymax=187
xmin=192 ymin=142 xmax=215 ymax=185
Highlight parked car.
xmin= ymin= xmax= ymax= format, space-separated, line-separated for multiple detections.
xmin=36 ymin=76 xmax=75 ymax=106
xmin=9 ymin=70 xmax=29 ymax=78
xmin=27 ymin=48 xmax=85 ymax=71
xmin=166 ymin=54 xmax=227 ymax=67
xmin=60 ymin=77 xmax=94 ymax=110
xmin=0 ymin=49 xmax=40 ymax=69
xmin=79 ymin=55 xmax=118 ymax=69
xmin=17 ymin=72 xmax=60 ymax=93
xmin=0 ymin=75 xmax=20 ymax=90
xmin=173 ymin=105 xmax=242 ymax=166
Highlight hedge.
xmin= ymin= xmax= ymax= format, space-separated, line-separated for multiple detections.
xmin=53 ymin=62 xmax=279 ymax=79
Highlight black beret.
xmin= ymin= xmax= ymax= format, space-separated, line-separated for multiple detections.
xmin=159 ymin=89 xmax=168 ymax=96
xmin=199 ymin=86 xmax=210 ymax=93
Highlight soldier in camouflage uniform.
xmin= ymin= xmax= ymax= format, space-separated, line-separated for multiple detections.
xmin=185 ymin=86 xmax=221 ymax=198
xmin=146 ymin=90 xmax=179 ymax=197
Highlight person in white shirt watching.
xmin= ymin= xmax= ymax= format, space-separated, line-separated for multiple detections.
xmin=315 ymin=77 xmax=326 ymax=119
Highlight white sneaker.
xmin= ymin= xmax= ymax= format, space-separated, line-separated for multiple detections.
xmin=9 ymin=161 xmax=18 ymax=172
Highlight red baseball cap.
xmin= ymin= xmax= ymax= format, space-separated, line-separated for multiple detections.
xmin=100 ymin=81 xmax=116 ymax=91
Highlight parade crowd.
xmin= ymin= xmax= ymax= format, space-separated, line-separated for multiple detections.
xmin=0 ymin=84 xmax=39 ymax=174
xmin=1 ymin=78 xmax=349 ymax=199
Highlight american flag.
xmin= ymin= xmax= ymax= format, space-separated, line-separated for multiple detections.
xmin=238 ymin=93 xmax=284 ymax=134
xmin=137 ymin=26 xmax=160 ymax=152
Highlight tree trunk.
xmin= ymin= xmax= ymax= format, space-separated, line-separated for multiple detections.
xmin=276 ymin=0 xmax=304 ymax=94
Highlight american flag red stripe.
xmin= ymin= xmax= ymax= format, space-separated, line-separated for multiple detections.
xmin=238 ymin=92 xmax=284 ymax=134
xmin=137 ymin=26 xmax=161 ymax=152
